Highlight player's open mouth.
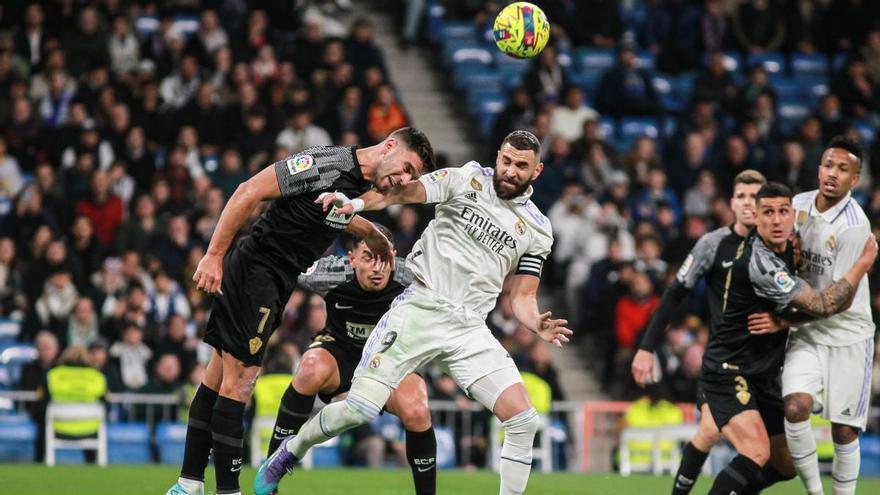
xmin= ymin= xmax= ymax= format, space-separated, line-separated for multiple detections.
xmin=822 ymin=180 xmax=836 ymax=190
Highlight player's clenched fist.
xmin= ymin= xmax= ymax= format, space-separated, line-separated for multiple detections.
xmin=193 ymin=254 xmax=224 ymax=295
xmin=859 ymin=233 xmax=879 ymax=267
xmin=316 ymin=191 xmax=364 ymax=215
xmin=631 ymin=349 xmax=656 ymax=386
xmin=535 ymin=311 xmax=573 ymax=348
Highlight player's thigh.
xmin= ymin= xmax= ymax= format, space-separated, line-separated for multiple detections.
xmin=692 ymin=403 xmax=721 ymax=451
xmin=466 ymin=365 xmax=529 ymax=421
xmin=782 ymin=337 xmax=823 ymax=404
xmin=354 ymin=295 xmax=443 ymax=389
xmin=203 ymin=349 xmax=224 ymax=391
xmin=826 ymin=338 xmax=874 ymax=429
xmin=294 ymin=346 xmax=341 ymax=396
xmin=444 ymin=325 xmax=519 ymax=404
xmin=218 ymin=350 xmax=262 ymax=402
xmin=721 ymin=409 xmax=770 ymax=465
xmin=386 ymin=373 xmax=432 ymax=431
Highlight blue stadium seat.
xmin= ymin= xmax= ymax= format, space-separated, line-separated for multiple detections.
xmin=599 ymin=117 xmax=617 ymax=141
xmin=155 ymin=421 xmax=187 ymax=465
xmin=790 ymin=53 xmax=828 ymax=77
xmin=703 ymin=51 xmax=743 ymax=73
xmin=443 ymin=42 xmax=486 ymax=67
xmin=567 ymin=70 xmax=603 ymax=96
xmin=434 ymin=425 xmax=456 ymax=468
xmin=854 ymin=121 xmax=876 ymax=146
xmin=778 ymin=102 xmax=810 ymax=133
xmin=769 ymin=76 xmax=804 ymax=101
xmin=575 ymin=47 xmax=615 ymax=75
xmin=454 ymin=65 xmax=502 ymax=92
xmin=862 ymin=435 xmax=880 ymax=476
xmin=425 ymin=1 xmax=446 ymax=45
xmin=0 ymin=344 xmax=36 ymax=389
xmin=108 ymin=423 xmax=151 ymax=464
xmin=653 ymin=74 xmax=684 ymax=113
xmin=556 ymin=49 xmax=574 ymax=69
xmin=448 ymin=46 xmax=493 ymax=66
xmin=440 ymin=21 xmax=479 ymax=44
xmin=804 ymin=83 xmax=829 ymax=106
xmin=620 ymin=117 xmax=660 ymax=140
xmin=0 ymin=413 xmax=35 ymax=462
xmin=493 ymin=52 xmax=531 ymax=89
xmin=466 ymin=89 xmax=506 ymax=114
xmin=311 ymin=436 xmax=343 ymax=468
xmin=0 ymin=319 xmax=20 ymax=346
xmin=634 ymin=50 xmax=655 ymax=71
xmin=832 ymin=52 xmax=850 ymax=72
xmin=747 ymin=52 xmax=785 ymax=74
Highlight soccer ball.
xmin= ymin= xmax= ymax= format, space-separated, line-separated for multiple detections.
xmin=493 ymin=2 xmax=550 ymax=59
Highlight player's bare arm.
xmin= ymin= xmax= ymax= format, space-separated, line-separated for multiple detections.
xmin=787 ymin=235 xmax=877 ymax=318
xmin=345 ymin=216 xmax=394 ymax=269
xmin=194 ymin=164 xmax=282 ymax=294
xmin=316 ymin=181 xmax=428 ymax=214
xmin=508 ymin=273 xmax=572 ymax=347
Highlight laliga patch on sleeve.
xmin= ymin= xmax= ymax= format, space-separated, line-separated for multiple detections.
xmin=286 ymin=154 xmax=314 ymax=175
xmin=425 ymin=169 xmax=449 ymax=183
xmin=676 ymin=254 xmax=694 ymax=281
xmin=773 ymin=271 xmax=796 ymax=293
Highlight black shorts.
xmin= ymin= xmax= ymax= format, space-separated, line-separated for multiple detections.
xmin=305 ymin=330 xmax=364 ymax=404
xmin=698 ymin=372 xmax=784 ymax=437
xmin=204 ymin=245 xmax=294 ymax=367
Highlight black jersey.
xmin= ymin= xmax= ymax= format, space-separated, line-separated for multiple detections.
xmin=639 ymin=226 xmax=745 ymax=351
xmin=240 ymin=146 xmax=372 ymax=277
xmin=702 ymin=230 xmax=806 ymax=377
xmin=297 ymin=255 xmax=414 ymax=348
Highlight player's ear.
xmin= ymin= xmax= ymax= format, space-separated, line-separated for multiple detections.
xmin=532 ymin=162 xmax=544 ymax=180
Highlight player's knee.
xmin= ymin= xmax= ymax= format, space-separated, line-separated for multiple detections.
xmin=694 ymin=422 xmax=720 ymax=449
xmin=293 ymin=363 xmax=328 ymax=396
xmin=343 ymin=391 xmax=382 ymax=426
xmin=831 ymin=424 xmax=858 ymax=444
xmin=398 ymin=398 xmax=432 ymax=432
xmin=219 ymin=374 xmax=256 ymax=402
xmin=502 ymin=408 xmax=539 ymax=445
xmin=746 ymin=444 xmax=770 ymax=466
xmin=783 ymin=394 xmax=812 ymax=423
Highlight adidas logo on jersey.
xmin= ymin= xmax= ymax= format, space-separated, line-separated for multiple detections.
xmin=841 ymin=407 xmax=852 ymax=416
xmin=464 ymin=192 xmax=478 ymax=203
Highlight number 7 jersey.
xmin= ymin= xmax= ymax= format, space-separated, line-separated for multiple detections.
xmin=407 ymin=163 xmax=554 ymax=318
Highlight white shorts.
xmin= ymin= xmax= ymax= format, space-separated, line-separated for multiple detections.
xmin=782 ymin=336 xmax=875 ymax=429
xmin=353 ymin=283 xmax=521 ymax=403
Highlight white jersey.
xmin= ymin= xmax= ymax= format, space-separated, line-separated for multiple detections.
xmin=407 ymin=163 xmax=554 ymax=318
xmin=791 ymin=190 xmax=875 ymax=346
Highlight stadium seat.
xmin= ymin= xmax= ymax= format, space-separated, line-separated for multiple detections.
xmin=599 ymin=117 xmax=617 ymax=142
xmin=453 ymin=65 xmax=502 ymax=92
xmin=0 ymin=319 xmax=20 ymax=343
xmin=703 ymin=51 xmax=743 ymax=74
xmin=778 ymin=102 xmax=810 ymax=133
xmin=556 ymin=49 xmax=574 ymax=69
xmin=107 ymin=423 xmax=151 ymax=464
xmin=634 ymin=51 xmax=655 ymax=71
xmin=155 ymin=421 xmax=187 ymax=465
xmin=620 ymin=118 xmax=660 ymax=140
xmin=790 ymin=53 xmax=829 ymax=77
xmin=449 ymin=46 xmax=493 ymax=66
xmin=567 ymin=70 xmax=603 ymax=96
xmin=746 ymin=52 xmax=785 ymax=74
xmin=653 ymin=74 xmax=685 ymax=114
xmin=832 ymin=52 xmax=850 ymax=72
xmin=0 ymin=413 xmax=35 ymax=462
xmin=769 ymin=76 xmax=804 ymax=101
xmin=440 ymin=21 xmax=479 ymax=44
xmin=443 ymin=42 xmax=487 ymax=67
xmin=854 ymin=121 xmax=876 ymax=146
xmin=575 ymin=47 xmax=615 ymax=76
xmin=0 ymin=344 xmax=36 ymax=389
xmin=862 ymin=435 xmax=880 ymax=476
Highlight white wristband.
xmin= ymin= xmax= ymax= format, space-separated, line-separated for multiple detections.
xmin=350 ymin=198 xmax=365 ymax=213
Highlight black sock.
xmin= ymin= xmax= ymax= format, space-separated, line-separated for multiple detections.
xmin=267 ymin=384 xmax=315 ymax=456
xmin=671 ymin=442 xmax=709 ymax=494
xmin=211 ymin=396 xmax=246 ymax=494
xmin=180 ymin=384 xmax=218 ymax=481
xmin=708 ymin=454 xmax=763 ymax=495
xmin=406 ymin=426 xmax=437 ymax=495
xmin=742 ymin=463 xmax=796 ymax=494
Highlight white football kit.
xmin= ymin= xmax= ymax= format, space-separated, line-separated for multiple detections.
xmin=784 ymin=190 xmax=875 ymax=428
xmin=353 ymin=163 xmax=554 ymax=400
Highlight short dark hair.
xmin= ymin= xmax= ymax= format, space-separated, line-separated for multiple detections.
xmin=827 ymin=135 xmax=863 ymax=169
xmin=733 ymin=169 xmax=767 ymax=187
xmin=501 ymin=130 xmax=542 ymax=158
xmin=390 ymin=127 xmax=436 ymax=173
xmin=756 ymin=182 xmax=793 ymax=204
xmin=352 ymin=222 xmax=394 ymax=248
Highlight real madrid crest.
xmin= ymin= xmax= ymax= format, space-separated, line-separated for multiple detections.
xmin=826 ymin=235 xmax=837 ymax=252
xmin=515 ymin=218 xmax=526 ymax=235
xmin=369 ymin=355 xmax=382 ymax=369
xmin=470 ymin=177 xmax=483 ymax=191
xmin=796 ymin=210 xmax=808 ymax=228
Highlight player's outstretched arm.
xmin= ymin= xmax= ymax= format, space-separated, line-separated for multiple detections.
xmin=789 ymin=234 xmax=878 ymax=318
xmin=508 ymin=273 xmax=573 ymax=348
xmin=316 ymin=182 xmax=427 ymax=214
xmin=194 ymin=165 xmax=282 ymax=294
xmin=346 ymin=216 xmax=394 ymax=269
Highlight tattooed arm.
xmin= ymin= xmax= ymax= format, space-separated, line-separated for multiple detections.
xmin=788 ymin=235 xmax=878 ymax=318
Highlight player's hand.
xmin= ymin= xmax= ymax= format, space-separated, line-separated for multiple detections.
xmin=193 ymin=254 xmax=224 ymax=295
xmin=364 ymin=228 xmax=394 ymax=271
xmin=858 ymin=234 xmax=879 ymax=268
xmin=535 ymin=311 xmax=573 ymax=348
xmin=631 ymin=349 xmax=656 ymax=386
xmin=315 ymin=192 xmax=362 ymax=216
xmin=748 ymin=312 xmax=787 ymax=335
xmin=790 ymin=231 xmax=804 ymax=270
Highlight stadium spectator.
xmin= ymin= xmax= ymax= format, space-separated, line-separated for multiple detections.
xmin=491 ymin=87 xmax=534 ymax=149
xmin=345 ymin=17 xmax=387 ymax=80
xmin=107 ymin=15 xmax=139 ymax=77
xmin=550 ymin=87 xmax=599 ymax=142
xmin=366 ymin=83 xmax=408 ymax=141
xmin=275 ymin=106 xmax=332 ymax=154
xmin=139 ymin=353 xmax=184 ymax=420
xmin=832 ymin=57 xmax=880 ymax=120
xmin=64 ymin=7 xmax=108 ymax=77
xmin=75 ymin=169 xmax=123 ymax=247
xmin=34 ymin=268 xmax=78 ymax=345
xmin=784 ymin=0 xmax=828 ymax=53
xmin=731 ymin=0 xmax=786 ymax=54
xmin=0 ymin=136 xmax=23 ymax=200
xmin=18 ymin=330 xmax=59 ymax=461
xmin=692 ymin=52 xmax=739 ymax=114
xmin=109 ymin=322 xmax=152 ymax=391
xmin=391 ymin=205 xmax=420 ymax=258
xmin=87 ymin=337 xmax=123 ymax=392
xmin=320 ymin=84 xmax=367 ymax=143
xmin=532 ymin=135 xmax=579 ymax=212
xmin=523 ymin=45 xmax=570 ymax=105
xmin=596 ymin=42 xmax=661 ymax=117
xmin=68 ymin=296 xmax=99 ymax=348
xmin=573 ymin=0 xmax=623 ymax=48
xmin=613 ymin=270 xmax=659 ymax=385
xmin=699 ymin=0 xmax=729 ymax=54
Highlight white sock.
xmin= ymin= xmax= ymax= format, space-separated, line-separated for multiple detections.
xmin=499 ymin=408 xmax=539 ymax=495
xmin=176 ymin=477 xmax=203 ymax=494
xmin=287 ymin=380 xmax=391 ymax=459
xmin=832 ymin=438 xmax=860 ymax=495
xmin=785 ymin=419 xmax=824 ymax=495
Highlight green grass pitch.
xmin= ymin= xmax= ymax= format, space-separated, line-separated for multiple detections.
xmin=1 ymin=465 xmax=879 ymax=494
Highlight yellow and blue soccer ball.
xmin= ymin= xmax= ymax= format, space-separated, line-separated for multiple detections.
xmin=493 ymin=2 xmax=550 ymax=59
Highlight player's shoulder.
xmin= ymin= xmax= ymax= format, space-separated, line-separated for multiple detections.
xmin=519 ymin=199 xmax=553 ymax=239
xmin=792 ymin=190 xmax=817 ymax=210
xmin=839 ymin=198 xmax=871 ymax=231
xmin=747 ymin=234 xmax=786 ymax=276
xmin=701 ymin=225 xmax=735 ymax=246
xmin=303 ymin=254 xmax=352 ymax=278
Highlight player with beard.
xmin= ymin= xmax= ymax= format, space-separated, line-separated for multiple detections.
xmin=749 ymin=137 xmax=876 ymax=495
xmin=631 ymin=170 xmax=781 ymax=494
xmin=166 ymin=128 xmax=435 ymax=495
xmin=254 ymin=130 xmax=572 ymax=495
xmin=700 ymin=182 xmax=876 ymax=495
xmin=265 ymin=224 xmax=437 ymax=495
